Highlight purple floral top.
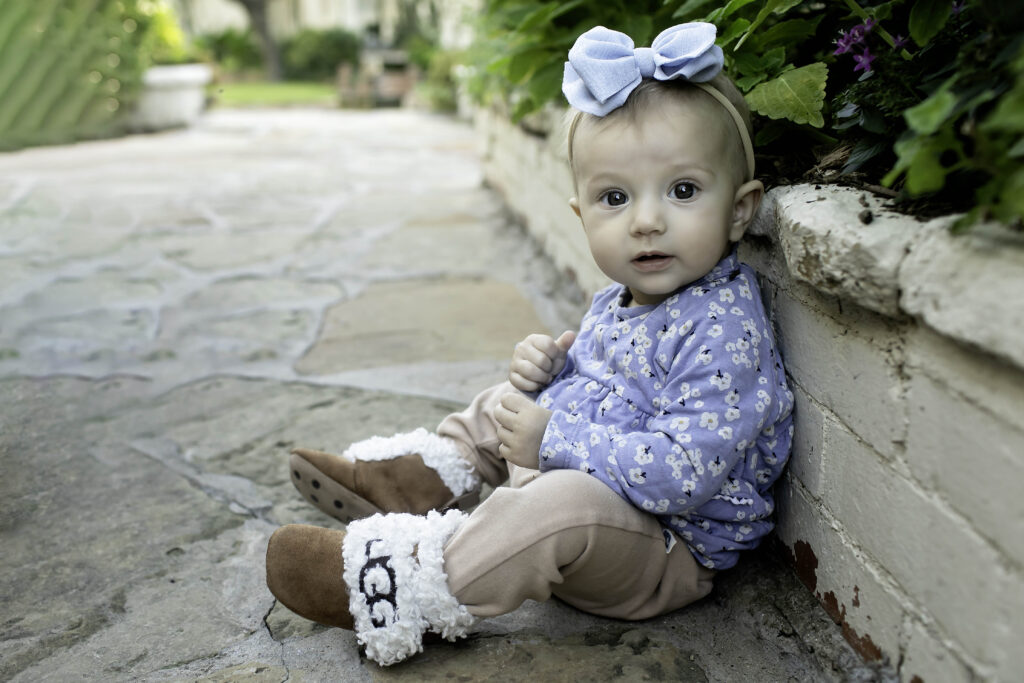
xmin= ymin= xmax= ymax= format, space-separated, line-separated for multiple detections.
xmin=537 ymin=250 xmax=794 ymax=569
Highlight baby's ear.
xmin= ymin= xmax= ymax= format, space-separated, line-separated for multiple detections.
xmin=729 ymin=180 xmax=764 ymax=242
xmin=569 ymin=197 xmax=581 ymax=219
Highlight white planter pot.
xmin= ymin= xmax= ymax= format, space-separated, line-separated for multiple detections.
xmin=129 ymin=63 xmax=213 ymax=132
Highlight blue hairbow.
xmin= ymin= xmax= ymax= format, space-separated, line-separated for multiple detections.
xmin=562 ymin=23 xmax=724 ymax=116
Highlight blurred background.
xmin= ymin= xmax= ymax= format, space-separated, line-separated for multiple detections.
xmin=0 ymin=0 xmax=479 ymax=150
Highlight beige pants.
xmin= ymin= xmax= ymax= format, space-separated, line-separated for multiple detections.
xmin=436 ymin=383 xmax=715 ymax=620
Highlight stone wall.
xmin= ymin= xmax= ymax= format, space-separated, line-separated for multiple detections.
xmin=475 ymin=106 xmax=1024 ymax=682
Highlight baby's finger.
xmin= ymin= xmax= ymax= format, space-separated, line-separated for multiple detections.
xmin=500 ymin=391 xmax=531 ymax=412
xmin=494 ymin=403 xmax=513 ymax=428
xmin=509 ymin=373 xmax=542 ymax=393
xmin=516 ymin=338 xmax=554 ymax=372
xmin=510 ymin=358 xmax=550 ymax=384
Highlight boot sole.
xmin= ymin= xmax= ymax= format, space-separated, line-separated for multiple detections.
xmin=289 ymin=452 xmax=480 ymax=523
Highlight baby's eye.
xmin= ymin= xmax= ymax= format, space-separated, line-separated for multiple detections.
xmin=600 ymin=190 xmax=628 ymax=207
xmin=671 ymin=182 xmax=697 ymax=200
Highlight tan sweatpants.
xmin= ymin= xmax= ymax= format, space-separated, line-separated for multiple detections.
xmin=436 ymin=383 xmax=715 ymax=620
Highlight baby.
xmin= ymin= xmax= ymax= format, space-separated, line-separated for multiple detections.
xmin=266 ymin=22 xmax=794 ymax=667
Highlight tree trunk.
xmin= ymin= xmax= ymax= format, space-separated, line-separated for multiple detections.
xmin=235 ymin=0 xmax=282 ymax=81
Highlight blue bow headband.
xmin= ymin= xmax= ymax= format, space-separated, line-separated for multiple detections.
xmin=562 ymin=23 xmax=755 ymax=180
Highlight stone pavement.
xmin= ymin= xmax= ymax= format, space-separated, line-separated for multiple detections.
xmin=0 ymin=108 xmax=894 ymax=681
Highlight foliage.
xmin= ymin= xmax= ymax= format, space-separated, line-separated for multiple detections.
xmin=0 ymin=0 xmax=151 ymax=150
xmin=281 ymin=28 xmax=360 ymax=82
xmin=467 ymin=0 xmax=1024 ymax=229
xmin=195 ymin=28 xmax=263 ymax=74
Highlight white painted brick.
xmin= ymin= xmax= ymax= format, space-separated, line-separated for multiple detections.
xmin=772 ymin=288 xmax=906 ymax=458
xmin=787 ymin=384 xmax=827 ymax=500
xmin=905 ymin=327 xmax=1024 ymax=438
xmin=904 ymin=370 xmax=1024 ymax=567
xmin=900 ymin=617 xmax=975 ymax=683
xmin=776 ymin=477 xmax=905 ymax=663
xmin=900 ymin=219 xmax=1024 ymax=372
xmin=821 ymin=421 xmax=1024 ymax=669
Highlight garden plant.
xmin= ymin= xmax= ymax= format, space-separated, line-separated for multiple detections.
xmin=467 ymin=0 xmax=1024 ymax=230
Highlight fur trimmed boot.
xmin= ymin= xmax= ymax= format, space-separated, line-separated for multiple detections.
xmin=266 ymin=510 xmax=475 ymax=666
xmin=290 ymin=428 xmax=481 ymax=522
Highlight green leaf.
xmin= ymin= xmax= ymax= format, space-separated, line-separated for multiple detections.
xmin=735 ymin=72 xmax=767 ymax=91
xmin=719 ymin=18 xmax=751 ymax=47
xmin=908 ymin=0 xmax=950 ymax=47
xmin=734 ymin=0 xmax=801 ymax=50
xmin=883 ymin=130 xmax=961 ymax=195
xmin=705 ymin=0 xmax=757 ymax=25
xmin=746 ymin=62 xmax=828 ymax=127
xmin=982 ymin=84 xmax=1024 ymax=133
xmin=507 ymin=48 xmax=550 ymax=84
xmin=753 ymin=17 xmax=823 ymax=50
xmin=671 ymin=0 xmax=716 ymax=20
xmin=903 ymin=84 xmax=956 ymax=135
xmin=621 ymin=14 xmax=654 ymax=46
xmin=518 ymin=0 xmax=585 ymax=33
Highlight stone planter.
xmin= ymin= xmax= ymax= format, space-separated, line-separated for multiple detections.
xmin=475 ymin=104 xmax=1024 ymax=682
xmin=128 ymin=63 xmax=213 ymax=132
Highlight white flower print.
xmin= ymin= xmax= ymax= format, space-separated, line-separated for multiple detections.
xmin=700 ymin=412 xmax=719 ymax=430
xmin=670 ymin=416 xmax=690 ymax=431
xmin=669 ymin=308 xmax=681 ymax=319
xmin=708 ymin=457 xmax=728 ymax=476
xmin=725 ymin=406 xmax=741 ymax=422
xmin=755 ymin=400 xmax=765 ymax=413
xmin=757 ymin=389 xmax=771 ymax=406
xmin=725 ymin=389 xmax=740 ymax=406
xmin=709 ymin=370 xmax=732 ymax=390
xmin=718 ymin=426 xmax=734 ymax=441
xmin=585 ymin=380 xmax=600 ymax=394
xmin=730 ymin=306 xmax=745 ymax=316
xmin=589 ymin=432 xmax=602 ymax=447
xmin=696 ymin=346 xmax=713 ymax=366
xmin=720 ymin=289 xmax=735 ymax=303
xmin=539 ymin=394 xmax=553 ymax=408
xmin=694 ymin=400 xmax=704 ymax=408
xmin=678 ymin=319 xmax=693 ymax=335
xmin=738 ymin=281 xmax=753 ymax=299
xmin=629 ymin=467 xmax=647 ymax=485
xmin=655 ymin=499 xmax=670 ymax=514
xmin=736 ymin=338 xmax=750 ymax=351
xmin=732 ymin=352 xmax=752 ymax=368
xmin=634 ymin=445 xmax=654 ymax=465
xmin=708 ymin=324 xmax=724 ymax=338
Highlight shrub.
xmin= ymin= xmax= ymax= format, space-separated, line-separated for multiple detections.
xmin=281 ymin=28 xmax=361 ymax=81
xmin=468 ymin=1 xmax=1024 ymax=230
xmin=194 ymin=28 xmax=262 ymax=74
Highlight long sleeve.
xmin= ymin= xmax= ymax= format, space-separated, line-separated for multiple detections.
xmin=539 ymin=310 xmax=774 ymax=517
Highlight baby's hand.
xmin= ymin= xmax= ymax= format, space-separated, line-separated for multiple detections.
xmin=509 ymin=330 xmax=576 ymax=393
xmin=494 ymin=391 xmax=552 ymax=469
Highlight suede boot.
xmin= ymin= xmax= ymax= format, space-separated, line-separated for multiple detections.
xmin=265 ymin=510 xmax=474 ymax=666
xmin=290 ymin=428 xmax=481 ymax=522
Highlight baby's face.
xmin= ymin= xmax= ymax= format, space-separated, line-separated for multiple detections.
xmin=570 ymin=99 xmax=748 ymax=306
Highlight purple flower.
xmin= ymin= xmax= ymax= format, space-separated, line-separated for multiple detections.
xmin=892 ymin=34 xmax=908 ymax=49
xmin=853 ymin=47 xmax=876 ymax=73
xmin=952 ymin=1 xmax=966 ymax=15
xmin=834 ymin=31 xmax=855 ymax=55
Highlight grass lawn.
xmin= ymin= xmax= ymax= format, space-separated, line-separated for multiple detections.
xmin=209 ymin=81 xmax=337 ymax=108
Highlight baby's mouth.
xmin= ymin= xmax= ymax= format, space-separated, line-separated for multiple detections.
xmin=632 ymin=252 xmax=673 ymax=271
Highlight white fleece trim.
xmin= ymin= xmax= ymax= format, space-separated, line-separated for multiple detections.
xmin=342 ymin=428 xmax=480 ymax=497
xmin=342 ymin=509 xmax=474 ymax=666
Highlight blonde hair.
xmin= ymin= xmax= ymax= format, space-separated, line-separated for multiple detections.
xmin=566 ymin=73 xmax=754 ymax=187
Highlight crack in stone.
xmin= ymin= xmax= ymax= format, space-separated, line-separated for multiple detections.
xmin=129 ymin=437 xmax=274 ymax=522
